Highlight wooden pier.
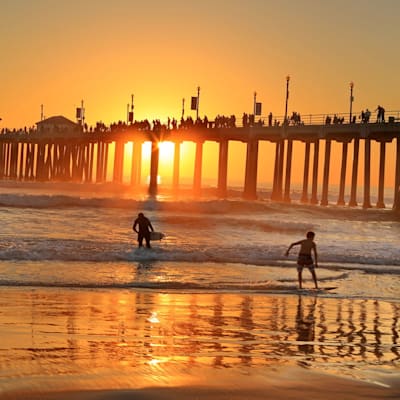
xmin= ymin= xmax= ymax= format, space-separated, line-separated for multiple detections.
xmin=0 ymin=123 xmax=399 ymax=209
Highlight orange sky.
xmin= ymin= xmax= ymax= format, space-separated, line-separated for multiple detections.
xmin=1 ymin=0 xmax=399 ymax=188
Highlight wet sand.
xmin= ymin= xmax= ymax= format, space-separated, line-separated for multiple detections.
xmin=0 ymin=287 xmax=399 ymax=399
xmin=4 ymin=368 xmax=400 ymax=400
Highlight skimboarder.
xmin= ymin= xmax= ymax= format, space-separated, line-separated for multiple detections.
xmin=285 ymin=231 xmax=318 ymax=289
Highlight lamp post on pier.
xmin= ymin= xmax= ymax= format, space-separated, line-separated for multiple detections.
xmin=349 ymin=81 xmax=354 ymax=123
xmin=284 ymin=75 xmax=290 ymax=125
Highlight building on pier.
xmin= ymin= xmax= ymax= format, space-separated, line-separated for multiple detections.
xmin=36 ymin=115 xmax=80 ymax=135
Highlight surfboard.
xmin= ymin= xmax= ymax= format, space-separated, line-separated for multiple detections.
xmin=150 ymin=231 xmax=165 ymax=241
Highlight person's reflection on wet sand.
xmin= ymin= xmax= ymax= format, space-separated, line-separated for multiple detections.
xmin=295 ymin=296 xmax=317 ymax=355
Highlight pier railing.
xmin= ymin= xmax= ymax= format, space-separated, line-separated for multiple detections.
xmin=1 ymin=111 xmax=400 ymax=135
xmin=253 ymin=110 xmax=400 ymax=127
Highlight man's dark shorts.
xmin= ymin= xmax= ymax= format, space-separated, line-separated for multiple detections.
xmin=297 ymin=253 xmax=315 ymax=271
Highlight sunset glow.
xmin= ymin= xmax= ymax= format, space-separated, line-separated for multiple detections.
xmin=1 ymin=3 xmax=400 ymax=400
xmin=1 ymin=1 xmax=399 ymax=188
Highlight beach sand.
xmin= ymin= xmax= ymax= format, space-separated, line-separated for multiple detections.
xmin=0 ymin=287 xmax=399 ymax=399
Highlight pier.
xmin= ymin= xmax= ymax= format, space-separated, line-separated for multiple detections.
xmin=0 ymin=120 xmax=399 ymax=209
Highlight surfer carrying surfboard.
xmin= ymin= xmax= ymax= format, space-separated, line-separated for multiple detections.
xmin=133 ymin=213 xmax=154 ymax=248
xmin=285 ymin=231 xmax=318 ymax=289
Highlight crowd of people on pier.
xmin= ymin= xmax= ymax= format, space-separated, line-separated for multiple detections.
xmin=325 ymin=114 xmax=345 ymax=124
xmin=0 ymin=104 xmax=396 ymax=135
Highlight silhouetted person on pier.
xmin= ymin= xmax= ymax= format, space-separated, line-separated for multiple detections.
xmin=242 ymin=113 xmax=248 ymax=127
xmin=133 ymin=213 xmax=154 ymax=248
xmin=376 ymin=105 xmax=385 ymax=122
xmin=290 ymin=111 xmax=301 ymax=125
xmin=249 ymin=114 xmax=255 ymax=127
xmin=268 ymin=112 xmax=273 ymax=126
xmin=361 ymin=111 xmax=368 ymax=123
xmin=285 ymin=231 xmax=318 ymax=289
xmin=365 ymin=109 xmax=371 ymax=123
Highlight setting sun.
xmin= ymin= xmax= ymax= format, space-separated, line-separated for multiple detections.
xmin=158 ymin=141 xmax=175 ymax=162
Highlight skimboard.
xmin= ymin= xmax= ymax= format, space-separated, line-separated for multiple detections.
xmin=297 ymin=286 xmax=337 ymax=293
xmin=150 ymin=231 xmax=165 ymax=241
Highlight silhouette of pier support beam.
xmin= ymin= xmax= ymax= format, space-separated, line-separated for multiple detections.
xmin=278 ymin=140 xmax=285 ymax=199
xmin=63 ymin=144 xmax=72 ymax=181
xmin=271 ymin=142 xmax=280 ymax=200
xmin=24 ymin=143 xmax=35 ymax=180
xmin=0 ymin=142 xmax=4 ymax=178
xmin=103 ymin=143 xmax=109 ymax=182
xmin=337 ymin=142 xmax=348 ymax=205
xmin=45 ymin=144 xmax=53 ymax=181
xmin=376 ymin=141 xmax=386 ymax=208
xmin=96 ymin=142 xmax=109 ymax=183
xmin=88 ymin=143 xmax=95 ymax=183
xmin=96 ymin=142 xmax=104 ymax=183
xmin=6 ymin=143 xmax=12 ymax=177
xmin=2 ymin=143 xmax=7 ymax=177
xmin=300 ymin=142 xmax=311 ymax=203
xmin=193 ymin=141 xmax=203 ymax=195
xmin=310 ymin=140 xmax=319 ymax=204
xmin=80 ymin=145 xmax=87 ymax=182
xmin=243 ymin=139 xmax=259 ymax=200
xmin=393 ymin=137 xmax=400 ymax=211
xmin=363 ymin=138 xmax=372 ymax=209
xmin=173 ymin=141 xmax=181 ymax=191
xmin=320 ymin=139 xmax=331 ymax=206
xmin=9 ymin=142 xmax=19 ymax=179
xmin=217 ymin=139 xmax=229 ymax=198
xmin=113 ymin=140 xmax=125 ymax=183
xmin=349 ymin=138 xmax=360 ymax=206
xmin=283 ymin=139 xmax=293 ymax=202
xmin=6 ymin=143 xmax=12 ymax=178
xmin=149 ymin=141 xmax=159 ymax=196
xmin=6 ymin=142 xmax=12 ymax=178
xmin=82 ymin=144 xmax=89 ymax=182
xmin=271 ymin=140 xmax=284 ymax=201
xmin=71 ymin=145 xmax=80 ymax=181
xmin=0 ymin=142 xmax=5 ymax=178
xmin=36 ymin=143 xmax=46 ymax=181
xmin=18 ymin=143 xmax=25 ymax=180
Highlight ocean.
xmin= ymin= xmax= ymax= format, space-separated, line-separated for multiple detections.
xmin=0 ymin=183 xmax=399 ymax=398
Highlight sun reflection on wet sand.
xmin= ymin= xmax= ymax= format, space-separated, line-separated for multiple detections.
xmin=0 ymin=287 xmax=398 ymax=397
